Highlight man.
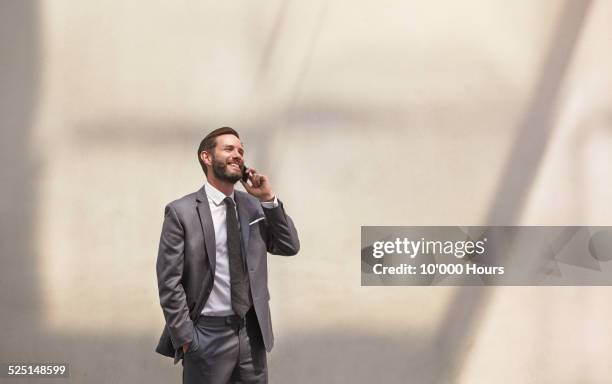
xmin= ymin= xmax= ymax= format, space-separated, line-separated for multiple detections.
xmin=155 ymin=127 xmax=300 ymax=384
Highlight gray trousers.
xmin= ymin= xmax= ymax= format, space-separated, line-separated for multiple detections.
xmin=182 ymin=309 xmax=268 ymax=384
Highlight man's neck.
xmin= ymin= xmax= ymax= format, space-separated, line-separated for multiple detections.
xmin=207 ymin=176 xmax=235 ymax=197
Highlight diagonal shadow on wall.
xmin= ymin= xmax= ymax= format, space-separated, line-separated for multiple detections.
xmin=432 ymin=1 xmax=593 ymax=382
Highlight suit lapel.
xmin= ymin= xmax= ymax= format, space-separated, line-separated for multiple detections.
xmin=234 ymin=192 xmax=251 ymax=256
xmin=195 ymin=186 xmax=216 ymax=276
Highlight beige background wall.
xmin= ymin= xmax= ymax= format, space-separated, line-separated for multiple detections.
xmin=1 ymin=0 xmax=612 ymax=383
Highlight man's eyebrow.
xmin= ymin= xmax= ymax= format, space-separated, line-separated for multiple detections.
xmin=223 ymin=144 xmax=245 ymax=152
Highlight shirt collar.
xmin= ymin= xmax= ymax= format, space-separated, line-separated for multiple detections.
xmin=205 ymin=183 xmax=235 ymax=207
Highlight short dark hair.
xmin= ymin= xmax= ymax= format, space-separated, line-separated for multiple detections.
xmin=197 ymin=127 xmax=240 ymax=175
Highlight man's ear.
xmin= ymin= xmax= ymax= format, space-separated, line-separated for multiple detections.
xmin=200 ymin=151 xmax=212 ymax=167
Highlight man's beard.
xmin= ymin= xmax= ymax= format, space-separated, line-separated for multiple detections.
xmin=211 ymin=154 xmax=242 ymax=184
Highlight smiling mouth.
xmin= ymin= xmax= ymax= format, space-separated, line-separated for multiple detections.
xmin=228 ymin=163 xmax=241 ymax=172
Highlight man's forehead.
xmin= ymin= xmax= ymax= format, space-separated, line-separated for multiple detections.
xmin=216 ymin=134 xmax=243 ymax=147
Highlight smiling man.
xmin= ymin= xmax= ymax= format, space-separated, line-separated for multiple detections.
xmin=155 ymin=127 xmax=300 ymax=384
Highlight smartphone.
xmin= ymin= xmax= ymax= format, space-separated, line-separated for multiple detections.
xmin=241 ymin=165 xmax=250 ymax=182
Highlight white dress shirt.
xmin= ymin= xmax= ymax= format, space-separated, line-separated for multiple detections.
xmin=201 ymin=183 xmax=278 ymax=316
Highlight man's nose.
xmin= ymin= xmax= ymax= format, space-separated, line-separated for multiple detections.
xmin=231 ymin=152 xmax=243 ymax=162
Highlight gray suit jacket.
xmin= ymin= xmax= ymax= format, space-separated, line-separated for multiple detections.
xmin=155 ymin=185 xmax=300 ymax=364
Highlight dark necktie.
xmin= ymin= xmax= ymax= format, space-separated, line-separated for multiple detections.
xmin=224 ymin=197 xmax=251 ymax=318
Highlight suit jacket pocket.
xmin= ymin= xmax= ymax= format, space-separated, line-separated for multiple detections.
xmin=249 ymin=216 xmax=265 ymax=226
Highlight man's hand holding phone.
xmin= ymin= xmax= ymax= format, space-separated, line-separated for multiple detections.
xmin=241 ymin=166 xmax=275 ymax=202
